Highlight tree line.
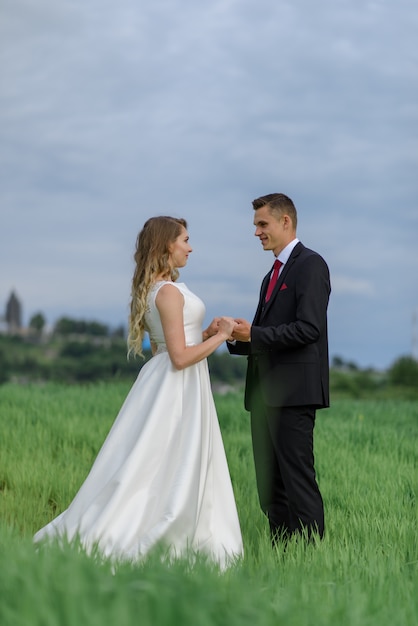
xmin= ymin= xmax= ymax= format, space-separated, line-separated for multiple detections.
xmin=0 ymin=314 xmax=248 ymax=388
xmin=1 ymin=315 xmax=417 ymax=398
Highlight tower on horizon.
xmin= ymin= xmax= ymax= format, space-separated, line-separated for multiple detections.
xmin=5 ymin=290 xmax=22 ymax=333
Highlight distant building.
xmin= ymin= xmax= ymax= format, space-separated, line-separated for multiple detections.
xmin=3 ymin=290 xmax=23 ymax=334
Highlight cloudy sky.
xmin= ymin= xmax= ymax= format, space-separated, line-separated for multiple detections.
xmin=1 ymin=0 xmax=417 ymax=369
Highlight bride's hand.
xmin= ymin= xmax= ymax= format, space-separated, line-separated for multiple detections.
xmin=204 ymin=317 xmax=221 ymax=339
xmin=217 ymin=316 xmax=237 ymax=339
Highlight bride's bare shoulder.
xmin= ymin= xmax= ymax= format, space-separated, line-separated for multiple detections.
xmin=155 ymin=282 xmax=184 ymax=306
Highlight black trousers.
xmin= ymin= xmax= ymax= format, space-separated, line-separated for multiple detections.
xmin=250 ymin=383 xmax=324 ymax=541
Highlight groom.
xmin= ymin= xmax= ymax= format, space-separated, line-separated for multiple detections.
xmin=228 ymin=193 xmax=331 ymax=543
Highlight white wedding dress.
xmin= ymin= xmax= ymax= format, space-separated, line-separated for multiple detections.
xmin=34 ymin=281 xmax=243 ymax=568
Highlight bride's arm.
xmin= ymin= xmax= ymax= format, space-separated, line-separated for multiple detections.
xmin=156 ymin=284 xmax=233 ymax=370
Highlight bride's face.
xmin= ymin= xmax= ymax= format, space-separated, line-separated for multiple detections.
xmin=168 ymin=227 xmax=193 ymax=268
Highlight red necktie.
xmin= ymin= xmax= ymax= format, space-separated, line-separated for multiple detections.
xmin=265 ymin=259 xmax=282 ymax=302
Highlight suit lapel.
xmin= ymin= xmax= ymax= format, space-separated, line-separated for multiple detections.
xmin=253 ymin=271 xmax=271 ymax=324
xmin=259 ymin=242 xmax=304 ymax=318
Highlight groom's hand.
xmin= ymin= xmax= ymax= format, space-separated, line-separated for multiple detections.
xmin=231 ymin=318 xmax=251 ymax=342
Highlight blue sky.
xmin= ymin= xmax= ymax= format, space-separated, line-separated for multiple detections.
xmin=1 ymin=0 xmax=417 ymax=369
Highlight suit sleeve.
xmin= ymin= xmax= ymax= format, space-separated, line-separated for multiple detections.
xmin=251 ymin=254 xmax=330 ymax=353
xmin=226 ymin=340 xmax=251 ymax=356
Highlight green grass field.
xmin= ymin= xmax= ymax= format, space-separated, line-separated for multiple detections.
xmin=0 ymin=381 xmax=417 ymax=625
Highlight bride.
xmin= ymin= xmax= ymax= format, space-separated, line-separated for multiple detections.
xmin=34 ymin=216 xmax=243 ymax=568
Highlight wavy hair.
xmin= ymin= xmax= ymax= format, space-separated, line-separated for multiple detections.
xmin=127 ymin=216 xmax=187 ymax=358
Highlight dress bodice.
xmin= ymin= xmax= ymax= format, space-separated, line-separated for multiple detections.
xmin=145 ymin=282 xmax=205 ymax=349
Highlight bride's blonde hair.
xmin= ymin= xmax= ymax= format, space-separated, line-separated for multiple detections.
xmin=127 ymin=216 xmax=188 ymax=358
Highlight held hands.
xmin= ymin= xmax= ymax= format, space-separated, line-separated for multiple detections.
xmin=204 ymin=316 xmax=237 ymax=341
xmin=217 ymin=316 xmax=237 ymax=340
xmin=231 ymin=318 xmax=251 ymax=342
xmin=204 ymin=316 xmax=251 ymax=342
xmin=204 ymin=317 xmax=222 ymax=339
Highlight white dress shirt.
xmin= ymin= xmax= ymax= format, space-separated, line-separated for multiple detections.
xmin=273 ymin=238 xmax=299 ymax=275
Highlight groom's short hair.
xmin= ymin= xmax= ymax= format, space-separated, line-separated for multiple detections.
xmin=252 ymin=193 xmax=298 ymax=229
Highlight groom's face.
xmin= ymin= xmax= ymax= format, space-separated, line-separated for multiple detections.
xmin=253 ymin=206 xmax=287 ymax=257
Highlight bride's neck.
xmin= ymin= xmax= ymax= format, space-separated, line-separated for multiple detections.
xmin=155 ymin=273 xmax=173 ymax=282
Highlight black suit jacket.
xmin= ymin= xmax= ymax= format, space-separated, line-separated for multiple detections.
xmin=229 ymin=242 xmax=331 ymax=410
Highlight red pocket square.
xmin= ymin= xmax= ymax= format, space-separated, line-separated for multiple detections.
xmin=280 ymin=283 xmax=288 ymax=291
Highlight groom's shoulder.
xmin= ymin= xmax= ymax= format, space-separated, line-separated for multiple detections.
xmin=295 ymin=242 xmax=329 ymax=268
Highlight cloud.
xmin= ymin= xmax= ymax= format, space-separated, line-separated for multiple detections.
xmin=1 ymin=0 xmax=417 ymax=368
xmin=331 ymin=276 xmax=375 ymax=296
